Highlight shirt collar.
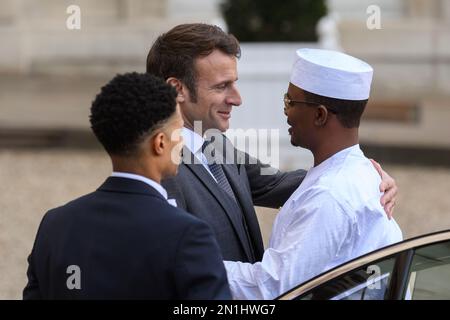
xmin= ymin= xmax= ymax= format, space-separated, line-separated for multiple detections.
xmin=307 ymin=144 xmax=362 ymax=179
xmin=111 ymin=172 xmax=168 ymax=200
xmin=182 ymin=127 xmax=205 ymax=155
xmin=290 ymin=144 xmax=362 ymax=202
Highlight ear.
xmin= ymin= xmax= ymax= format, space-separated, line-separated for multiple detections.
xmin=152 ymin=131 xmax=166 ymax=156
xmin=314 ymin=105 xmax=329 ymax=127
xmin=166 ymin=77 xmax=187 ymax=103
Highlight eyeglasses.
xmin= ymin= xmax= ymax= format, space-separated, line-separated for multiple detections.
xmin=283 ymin=93 xmax=338 ymax=114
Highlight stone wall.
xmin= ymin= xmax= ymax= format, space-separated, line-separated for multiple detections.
xmin=329 ymin=0 xmax=450 ymax=97
xmin=0 ymin=0 xmax=223 ymax=74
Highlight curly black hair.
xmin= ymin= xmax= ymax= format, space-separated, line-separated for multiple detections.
xmin=90 ymin=72 xmax=177 ymax=156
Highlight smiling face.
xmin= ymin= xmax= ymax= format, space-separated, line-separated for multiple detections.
xmin=284 ymin=83 xmax=318 ymax=149
xmin=180 ymin=49 xmax=242 ymax=133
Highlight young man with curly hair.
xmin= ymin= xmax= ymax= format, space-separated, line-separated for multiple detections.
xmin=23 ymin=73 xmax=231 ymax=300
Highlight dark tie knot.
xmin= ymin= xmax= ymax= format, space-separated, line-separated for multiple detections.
xmin=202 ymin=139 xmax=221 ymax=164
xmin=201 ymin=140 xmax=213 ymax=154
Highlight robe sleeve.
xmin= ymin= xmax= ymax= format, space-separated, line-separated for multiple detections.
xmin=224 ymin=187 xmax=354 ymax=299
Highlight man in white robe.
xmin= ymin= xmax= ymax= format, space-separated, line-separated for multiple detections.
xmin=224 ymin=48 xmax=403 ymax=300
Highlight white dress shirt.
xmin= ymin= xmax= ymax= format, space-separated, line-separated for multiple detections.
xmin=181 ymin=127 xmax=217 ymax=182
xmin=224 ymin=145 xmax=403 ymax=299
xmin=111 ymin=172 xmax=177 ymax=207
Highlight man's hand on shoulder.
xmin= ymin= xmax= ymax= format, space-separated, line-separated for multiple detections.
xmin=370 ymin=159 xmax=397 ymax=220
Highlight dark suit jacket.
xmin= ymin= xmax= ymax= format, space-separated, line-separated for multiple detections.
xmin=162 ymin=136 xmax=306 ymax=263
xmin=23 ymin=177 xmax=231 ymax=300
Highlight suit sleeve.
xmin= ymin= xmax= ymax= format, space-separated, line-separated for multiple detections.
xmin=224 ymin=190 xmax=353 ymax=299
xmin=23 ymin=212 xmax=51 ymax=300
xmin=23 ymin=252 xmax=41 ymax=299
xmin=243 ymin=152 xmax=307 ymax=208
xmin=174 ymin=220 xmax=232 ymax=300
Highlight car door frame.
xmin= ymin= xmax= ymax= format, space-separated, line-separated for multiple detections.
xmin=277 ymin=230 xmax=450 ymax=300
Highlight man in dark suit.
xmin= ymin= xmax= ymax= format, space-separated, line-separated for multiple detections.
xmin=23 ymin=73 xmax=231 ymax=300
xmin=146 ymin=24 xmax=398 ymax=264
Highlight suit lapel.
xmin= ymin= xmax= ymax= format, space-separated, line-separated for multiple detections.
xmin=222 ymin=164 xmax=252 ymax=212
xmin=223 ymin=163 xmax=265 ymax=260
xmin=182 ymin=149 xmax=253 ymax=261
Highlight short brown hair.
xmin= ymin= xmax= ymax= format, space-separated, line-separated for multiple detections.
xmin=146 ymin=23 xmax=241 ymax=102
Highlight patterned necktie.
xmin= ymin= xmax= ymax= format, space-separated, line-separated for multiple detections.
xmin=202 ymin=139 xmax=255 ymax=261
xmin=202 ymin=141 xmax=237 ymax=203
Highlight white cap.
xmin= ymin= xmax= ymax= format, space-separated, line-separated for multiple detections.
xmin=290 ymin=48 xmax=373 ymax=100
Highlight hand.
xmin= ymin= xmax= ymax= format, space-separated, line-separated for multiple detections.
xmin=370 ymin=159 xmax=397 ymax=220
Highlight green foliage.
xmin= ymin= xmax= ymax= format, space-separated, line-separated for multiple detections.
xmin=221 ymin=0 xmax=327 ymax=42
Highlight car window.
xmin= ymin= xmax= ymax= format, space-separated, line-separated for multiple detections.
xmin=295 ymin=257 xmax=397 ymax=300
xmin=406 ymin=241 xmax=450 ymax=300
